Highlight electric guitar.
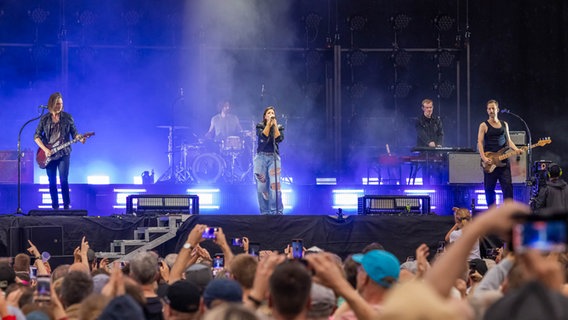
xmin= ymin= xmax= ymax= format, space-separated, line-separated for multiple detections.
xmin=481 ymin=138 xmax=551 ymax=173
xmin=36 ymin=132 xmax=95 ymax=169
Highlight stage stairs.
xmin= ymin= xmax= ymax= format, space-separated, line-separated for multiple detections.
xmin=95 ymin=214 xmax=188 ymax=261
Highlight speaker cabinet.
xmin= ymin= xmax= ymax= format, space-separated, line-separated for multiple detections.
xmin=449 ymin=152 xmax=527 ymax=184
xmin=9 ymin=226 xmax=63 ymax=257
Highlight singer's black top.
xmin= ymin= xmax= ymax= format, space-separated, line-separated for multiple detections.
xmin=34 ymin=111 xmax=79 ymax=157
xmin=255 ymin=122 xmax=284 ymax=154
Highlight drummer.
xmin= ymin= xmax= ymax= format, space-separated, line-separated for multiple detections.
xmin=205 ymin=100 xmax=243 ymax=142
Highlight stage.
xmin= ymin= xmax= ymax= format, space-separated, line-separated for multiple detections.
xmin=1 ymin=214 xmax=456 ymax=267
xmin=0 ymin=182 xmax=527 ymax=266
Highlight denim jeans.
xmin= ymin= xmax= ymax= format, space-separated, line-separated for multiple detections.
xmin=46 ymin=154 xmax=70 ymax=209
xmin=253 ymin=152 xmax=283 ymax=214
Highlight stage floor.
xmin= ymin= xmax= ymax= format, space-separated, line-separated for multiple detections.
xmin=0 ymin=183 xmax=530 ymax=217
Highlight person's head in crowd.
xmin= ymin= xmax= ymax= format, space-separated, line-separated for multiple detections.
xmin=13 ymin=254 xmax=30 ymax=283
xmin=203 ymin=303 xmax=259 ymax=320
xmin=98 ymin=295 xmax=145 ymax=320
xmin=352 ymin=249 xmax=400 ymax=302
xmin=228 ymin=254 xmax=258 ymax=291
xmin=342 ymin=255 xmax=358 ymax=289
xmin=453 ymin=207 xmax=472 ymax=228
xmin=185 ymin=263 xmax=213 ymax=293
xmin=164 ymin=253 xmax=178 ymax=269
xmin=78 ymin=293 xmax=111 ymax=320
xmin=548 ymin=163 xmax=562 ymax=180
xmin=269 ymin=260 xmax=312 ymax=320
xmin=203 ymin=279 xmax=243 ymax=310
xmin=59 ymin=271 xmax=94 ymax=308
xmin=13 ymin=253 xmax=30 ymax=273
xmin=92 ymin=273 xmax=110 ymax=294
xmin=163 ymin=280 xmax=202 ymax=319
xmin=129 ymin=251 xmax=159 ymax=286
xmin=469 ymin=258 xmax=488 ymax=277
xmin=5 ymin=283 xmax=31 ymax=308
xmin=307 ymin=283 xmax=336 ymax=320
xmin=51 ymin=264 xmax=70 ymax=282
xmin=0 ymin=262 xmax=16 ymax=292
xmin=362 ymin=242 xmax=385 ymax=253
xmin=69 ymin=262 xmax=91 ymax=275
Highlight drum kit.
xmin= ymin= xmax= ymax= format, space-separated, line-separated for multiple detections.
xmin=156 ymin=125 xmax=255 ymax=184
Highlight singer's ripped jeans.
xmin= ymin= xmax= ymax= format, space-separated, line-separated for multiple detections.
xmin=253 ymin=153 xmax=283 ymax=215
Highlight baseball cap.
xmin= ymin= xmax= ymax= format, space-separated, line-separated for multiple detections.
xmin=352 ymin=250 xmax=400 ymax=288
xmin=166 ymin=280 xmax=201 ymax=313
xmin=203 ymin=279 xmax=243 ymax=308
xmin=185 ymin=263 xmax=212 ymax=293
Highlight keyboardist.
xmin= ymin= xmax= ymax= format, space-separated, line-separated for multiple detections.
xmin=416 ymin=98 xmax=444 ymax=147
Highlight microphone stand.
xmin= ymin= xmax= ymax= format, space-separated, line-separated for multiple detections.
xmin=502 ymin=110 xmax=533 ymax=196
xmin=16 ymin=110 xmax=46 ymax=214
xmin=271 ymin=121 xmax=281 ymax=215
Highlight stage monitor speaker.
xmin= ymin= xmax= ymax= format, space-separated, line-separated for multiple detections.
xmin=126 ymin=194 xmax=199 ymax=215
xmin=27 ymin=209 xmax=88 ymax=216
xmin=449 ymin=152 xmax=527 ymax=184
xmin=358 ymin=195 xmax=430 ymax=215
xmin=9 ymin=226 xmax=63 ymax=257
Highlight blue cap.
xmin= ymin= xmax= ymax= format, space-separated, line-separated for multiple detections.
xmin=203 ymin=279 xmax=243 ymax=308
xmin=352 ymin=250 xmax=400 ymax=288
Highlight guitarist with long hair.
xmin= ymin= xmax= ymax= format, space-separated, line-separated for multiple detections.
xmin=34 ymin=92 xmax=85 ymax=210
xmin=477 ymin=99 xmax=523 ymax=207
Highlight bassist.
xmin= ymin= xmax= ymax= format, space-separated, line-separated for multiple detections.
xmin=477 ymin=99 xmax=523 ymax=207
xmin=34 ymin=92 xmax=85 ymax=210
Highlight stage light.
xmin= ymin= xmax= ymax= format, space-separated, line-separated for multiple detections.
xmin=433 ymin=14 xmax=454 ymax=32
xmin=390 ymin=14 xmax=411 ymax=31
xmin=87 ymin=176 xmax=110 ymax=185
xmin=187 ymin=188 xmax=220 ymax=210
xmin=77 ymin=10 xmax=96 ymax=26
xmin=391 ymin=82 xmax=412 ymax=98
xmin=358 ymin=195 xmax=430 ymax=215
xmin=348 ymin=15 xmax=367 ymax=31
xmin=316 ymin=178 xmax=337 ymax=185
xmin=348 ymin=49 xmax=367 ymax=66
xmin=435 ymin=50 xmax=455 ymax=67
xmin=349 ymin=81 xmax=367 ymax=99
xmin=304 ymin=12 xmax=322 ymax=30
xmin=29 ymin=7 xmax=49 ymax=24
xmin=332 ymin=189 xmax=365 ymax=211
xmin=434 ymin=80 xmax=455 ymax=98
xmin=392 ymin=49 xmax=411 ymax=67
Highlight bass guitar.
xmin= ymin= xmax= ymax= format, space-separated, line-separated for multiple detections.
xmin=481 ymin=138 xmax=551 ymax=173
xmin=36 ymin=132 xmax=95 ymax=169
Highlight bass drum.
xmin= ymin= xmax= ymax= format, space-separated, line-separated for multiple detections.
xmin=191 ymin=153 xmax=225 ymax=184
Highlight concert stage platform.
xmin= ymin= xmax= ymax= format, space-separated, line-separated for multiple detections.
xmin=0 ymin=214 xmax=455 ymax=266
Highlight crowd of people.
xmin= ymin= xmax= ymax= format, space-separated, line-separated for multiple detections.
xmin=2 ymin=200 xmax=568 ymax=320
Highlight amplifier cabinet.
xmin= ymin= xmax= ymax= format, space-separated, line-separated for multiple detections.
xmin=448 ymin=152 xmax=527 ymax=184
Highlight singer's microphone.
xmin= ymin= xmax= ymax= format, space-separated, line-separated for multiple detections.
xmin=500 ymin=108 xmax=510 ymax=114
xmin=270 ymin=116 xmax=275 ymax=120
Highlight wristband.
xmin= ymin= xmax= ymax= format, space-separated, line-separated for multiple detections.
xmin=247 ymin=295 xmax=263 ymax=307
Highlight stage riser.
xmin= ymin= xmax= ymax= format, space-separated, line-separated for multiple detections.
xmin=0 ymin=184 xmax=530 ymax=216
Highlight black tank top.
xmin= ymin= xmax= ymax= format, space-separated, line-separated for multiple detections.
xmin=484 ymin=120 xmax=507 ymax=153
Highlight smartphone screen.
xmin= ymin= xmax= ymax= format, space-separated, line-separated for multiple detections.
xmin=231 ymin=238 xmax=243 ymax=247
xmin=213 ymin=254 xmax=224 ymax=268
xmin=35 ymin=275 xmax=51 ymax=302
xmin=202 ymin=227 xmax=218 ymax=239
xmin=512 ymin=218 xmax=567 ymax=253
xmin=248 ymin=242 xmax=260 ymax=256
xmin=30 ymin=266 xmax=38 ymax=280
xmin=292 ymin=239 xmax=303 ymax=259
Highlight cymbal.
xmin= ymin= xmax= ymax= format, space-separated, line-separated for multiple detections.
xmin=156 ymin=125 xmax=189 ymax=130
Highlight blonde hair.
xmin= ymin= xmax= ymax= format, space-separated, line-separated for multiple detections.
xmin=452 ymin=207 xmax=471 ymax=226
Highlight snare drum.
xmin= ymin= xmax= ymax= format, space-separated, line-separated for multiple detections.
xmin=223 ymin=136 xmax=243 ymax=151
